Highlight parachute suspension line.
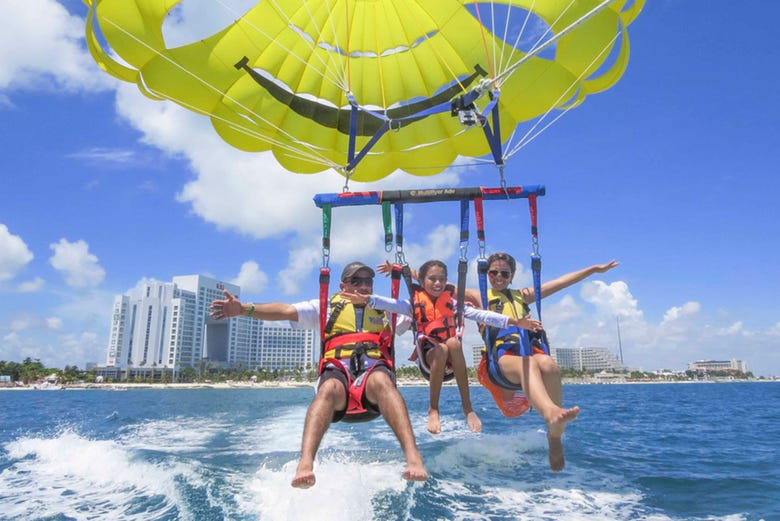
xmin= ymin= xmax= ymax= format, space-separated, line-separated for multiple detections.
xmin=497 ymin=0 xmax=538 ymax=77
xmin=472 ymin=3 xmax=496 ymax=79
xmin=489 ymin=0 xmax=616 ymax=91
xmin=344 ymin=0 xmax=352 ymax=91
xmin=502 ymin=29 xmax=622 ymax=160
xmin=213 ymin=0 xmax=347 ymax=91
xmin=97 ymin=17 xmax=340 ymax=169
xmin=299 ymin=0 xmax=350 ymax=89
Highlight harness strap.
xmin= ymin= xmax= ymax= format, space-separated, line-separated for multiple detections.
xmin=318 ymin=268 xmax=329 ymax=358
xmin=528 ymin=194 xmax=543 ymax=322
xmin=389 ymin=264 xmax=402 ymax=368
xmin=456 ymin=199 xmax=469 ymax=334
xmin=323 ymin=300 xmax=345 ymax=336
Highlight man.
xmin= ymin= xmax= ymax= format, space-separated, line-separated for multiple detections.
xmin=209 ymin=261 xmax=428 ymax=488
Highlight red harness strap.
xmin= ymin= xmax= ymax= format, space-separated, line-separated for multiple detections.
xmin=319 ymin=329 xmax=394 ymax=422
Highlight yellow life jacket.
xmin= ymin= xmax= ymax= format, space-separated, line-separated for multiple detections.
xmin=322 ymin=295 xmax=387 ymax=360
xmin=483 ymin=288 xmax=530 ymax=346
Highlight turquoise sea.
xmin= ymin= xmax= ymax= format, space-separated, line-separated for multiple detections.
xmin=1 ymin=382 xmax=778 ymax=520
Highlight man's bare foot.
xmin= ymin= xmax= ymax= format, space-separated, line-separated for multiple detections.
xmin=291 ymin=468 xmax=316 ymax=488
xmin=465 ymin=410 xmax=482 ymax=433
xmin=427 ymin=408 xmax=441 ymax=434
xmin=403 ymin=460 xmax=429 ymax=481
xmin=547 ymin=433 xmax=565 ymax=472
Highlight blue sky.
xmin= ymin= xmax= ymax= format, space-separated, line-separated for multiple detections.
xmin=1 ymin=0 xmax=779 ymax=376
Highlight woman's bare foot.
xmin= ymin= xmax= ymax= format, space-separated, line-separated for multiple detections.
xmin=427 ymin=408 xmax=441 ymax=434
xmin=547 ymin=434 xmax=565 ymax=472
xmin=545 ymin=405 xmax=579 ymax=472
xmin=546 ymin=405 xmax=580 ymax=436
xmin=465 ymin=410 xmax=482 ymax=433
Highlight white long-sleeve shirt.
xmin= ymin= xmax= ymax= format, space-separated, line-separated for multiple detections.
xmin=289 ymin=298 xmax=411 ymax=334
xmin=368 ymin=294 xmax=511 ymax=329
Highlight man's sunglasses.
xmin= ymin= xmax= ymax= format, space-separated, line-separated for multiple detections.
xmin=347 ymin=276 xmax=374 ymax=286
xmin=488 ymin=270 xmax=511 ymax=278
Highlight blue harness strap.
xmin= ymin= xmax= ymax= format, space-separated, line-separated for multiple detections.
xmin=475 ymin=191 xmax=550 ymax=392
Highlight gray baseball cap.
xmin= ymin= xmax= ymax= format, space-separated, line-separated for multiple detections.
xmin=341 ymin=261 xmax=375 ymax=281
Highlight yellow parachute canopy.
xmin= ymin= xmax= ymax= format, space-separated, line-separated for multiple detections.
xmin=85 ymin=0 xmax=644 ymax=181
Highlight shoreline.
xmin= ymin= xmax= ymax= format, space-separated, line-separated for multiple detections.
xmin=1 ymin=377 xmax=774 ymax=391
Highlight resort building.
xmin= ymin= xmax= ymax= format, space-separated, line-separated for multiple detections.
xmin=471 ymin=345 xmax=484 ymax=367
xmin=687 ymin=359 xmax=748 ymax=373
xmin=104 ymin=275 xmax=316 ymax=375
xmin=553 ymin=346 xmax=625 ymax=372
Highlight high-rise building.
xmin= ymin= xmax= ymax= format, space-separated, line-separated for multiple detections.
xmin=105 ymin=275 xmax=316 ymax=373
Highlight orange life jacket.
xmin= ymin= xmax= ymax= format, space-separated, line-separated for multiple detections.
xmin=411 ymin=283 xmax=457 ymax=342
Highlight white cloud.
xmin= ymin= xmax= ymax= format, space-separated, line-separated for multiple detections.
xmin=0 ymin=224 xmax=33 ymax=282
xmin=10 ymin=317 xmax=33 ymax=332
xmin=49 ymin=239 xmax=106 ymax=290
xmin=231 ymin=261 xmax=269 ymax=295
xmin=0 ymin=0 xmax=113 ymax=92
xmin=661 ymin=301 xmax=701 ymax=324
xmin=67 ymin=147 xmax=138 ymax=165
xmin=398 ymin=224 xmax=461 ymax=269
xmin=6 ymin=314 xmax=62 ymax=334
xmin=580 ymin=280 xmax=643 ymax=321
xmin=18 ymin=277 xmax=45 ymax=293
xmin=278 ymin=246 xmax=321 ymax=296
xmin=716 ymin=321 xmax=743 ymax=336
xmin=46 ymin=317 xmax=63 ymax=330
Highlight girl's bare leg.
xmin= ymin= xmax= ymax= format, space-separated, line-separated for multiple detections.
xmin=426 ymin=345 xmax=447 ymax=434
xmin=444 ymin=337 xmax=481 ymax=432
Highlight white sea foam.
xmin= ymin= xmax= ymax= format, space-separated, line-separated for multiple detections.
xmin=117 ymin=415 xmax=230 ymax=453
xmin=223 ymin=405 xmax=307 ymax=455
xmin=0 ymin=430 xmax=193 ymax=520
xmin=418 ymin=429 xmax=667 ymax=521
xmin=238 ymin=454 xmax=412 ymax=521
xmin=230 ymin=403 xmax=366 ymax=455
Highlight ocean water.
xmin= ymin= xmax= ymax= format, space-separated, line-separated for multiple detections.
xmin=1 ymin=382 xmax=778 ymax=521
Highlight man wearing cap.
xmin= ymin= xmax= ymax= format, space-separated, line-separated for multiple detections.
xmin=210 ymin=261 xmax=427 ymax=489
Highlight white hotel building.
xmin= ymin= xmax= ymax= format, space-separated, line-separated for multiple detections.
xmin=553 ymin=346 xmax=625 ymax=372
xmin=105 ymin=275 xmax=316 ymax=373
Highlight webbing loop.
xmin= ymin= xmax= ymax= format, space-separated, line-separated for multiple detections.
xmin=382 ymin=202 xmax=392 ymax=252
xmin=321 ymin=204 xmax=332 ymax=268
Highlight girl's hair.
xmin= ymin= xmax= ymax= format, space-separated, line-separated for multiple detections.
xmin=487 ymin=252 xmax=516 ymax=274
xmin=418 ymin=259 xmax=447 ymax=280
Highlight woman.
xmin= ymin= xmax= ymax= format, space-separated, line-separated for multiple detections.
xmin=466 ymin=253 xmax=618 ymax=471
